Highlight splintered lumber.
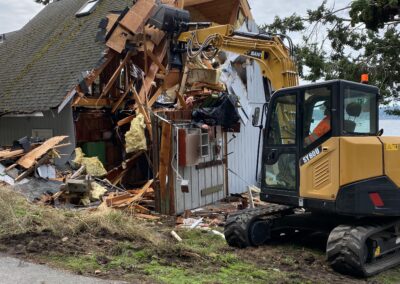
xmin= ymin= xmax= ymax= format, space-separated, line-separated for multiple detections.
xmin=96 ymin=50 xmax=133 ymax=104
xmin=17 ymin=136 xmax=68 ymax=169
xmin=117 ymin=115 xmax=136 ymax=127
xmin=148 ymin=88 xmax=162 ymax=108
xmin=138 ymin=39 xmax=168 ymax=103
xmin=131 ymin=179 xmax=153 ymax=203
xmin=0 ymin=149 xmax=24 ymax=160
xmin=112 ymin=81 xmax=135 ymax=113
xmin=106 ymin=180 xmax=153 ymax=208
xmin=15 ymin=152 xmax=51 ymax=181
xmin=128 ymin=187 xmax=154 ymax=196
xmin=119 ymin=0 xmax=156 ymax=35
xmin=106 ymin=192 xmax=134 ymax=207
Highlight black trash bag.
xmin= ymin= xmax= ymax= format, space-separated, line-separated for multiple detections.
xmin=192 ymin=93 xmax=240 ymax=128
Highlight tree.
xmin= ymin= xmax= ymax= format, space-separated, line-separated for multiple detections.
xmin=261 ymin=0 xmax=400 ymax=110
xmin=35 ymin=0 xmax=52 ymax=5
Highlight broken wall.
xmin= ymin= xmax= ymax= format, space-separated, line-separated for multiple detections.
xmin=172 ymin=126 xmax=226 ymax=215
xmin=0 ymin=106 xmax=76 ymax=166
xmin=225 ymin=21 xmax=267 ymax=194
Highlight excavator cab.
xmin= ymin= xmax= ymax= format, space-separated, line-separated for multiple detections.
xmin=261 ymin=79 xmax=384 ymax=214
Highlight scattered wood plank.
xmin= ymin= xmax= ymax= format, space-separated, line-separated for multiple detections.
xmin=130 ymin=179 xmax=153 ymax=203
xmin=134 ymin=213 xmax=160 ymax=220
xmin=106 ymin=192 xmax=134 ymax=207
xmin=0 ymin=149 xmax=24 ymax=160
xmin=15 ymin=153 xmax=52 ymax=182
xmin=17 ymin=136 xmax=68 ymax=169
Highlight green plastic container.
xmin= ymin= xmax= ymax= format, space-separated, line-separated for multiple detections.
xmin=82 ymin=142 xmax=106 ymax=165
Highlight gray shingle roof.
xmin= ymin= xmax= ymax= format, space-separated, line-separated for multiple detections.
xmin=0 ymin=0 xmax=133 ymax=113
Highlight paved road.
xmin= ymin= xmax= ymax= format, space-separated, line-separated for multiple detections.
xmin=0 ymin=255 xmax=126 ymax=284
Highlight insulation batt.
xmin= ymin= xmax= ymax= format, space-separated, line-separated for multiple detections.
xmin=81 ymin=157 xmax=107 ymax=177
xmin=71 ymin=148 xmax=107 ymax=177
xmin=125 ymin=114 xmax=147 ymax=153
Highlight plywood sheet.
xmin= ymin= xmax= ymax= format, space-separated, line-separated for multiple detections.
xmin=120 ymin=0 xmax=156 ymax=35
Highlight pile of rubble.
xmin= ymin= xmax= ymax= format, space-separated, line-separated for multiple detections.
xmin=1 ymin=0 xmax=259 ymax=218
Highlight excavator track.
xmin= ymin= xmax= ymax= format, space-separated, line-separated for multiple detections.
xmin=327 ymin=219 xmax=400 ymax=277
xmin=224 ymin=204 xmax=294 ymax=248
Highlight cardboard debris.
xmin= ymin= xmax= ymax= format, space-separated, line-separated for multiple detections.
xmin=125 ymin=114 xmax=147 ymax=153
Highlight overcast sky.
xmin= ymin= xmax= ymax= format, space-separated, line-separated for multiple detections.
xmin=0 ymin=0 xmax=351 ymax=34
xmin=0 ymin=0 xmax=43 ymax=34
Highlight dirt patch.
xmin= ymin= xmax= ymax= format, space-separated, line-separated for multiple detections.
xmin=0 ymin=187 xmax=399 ymax=283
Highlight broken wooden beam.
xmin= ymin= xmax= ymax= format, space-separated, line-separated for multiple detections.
xmin=96 ymin=50 xmax=133 ymax=105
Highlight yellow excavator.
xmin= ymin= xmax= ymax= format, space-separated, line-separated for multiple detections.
xmin=149 ymin=4 xmax=400 ymax=277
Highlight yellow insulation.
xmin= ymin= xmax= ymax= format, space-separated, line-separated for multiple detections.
xmin=125 ymin=114 xmax=147 ymax=153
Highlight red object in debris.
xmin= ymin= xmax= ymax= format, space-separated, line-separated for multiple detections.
xmin=369 ymin=192 xmax=384 ymax=207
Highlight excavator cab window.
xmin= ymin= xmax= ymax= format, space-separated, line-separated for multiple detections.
xmin=303 ymin=87 xmax=332 ymax=149
xmin=343 ymin=87 xmax=378 ymax=135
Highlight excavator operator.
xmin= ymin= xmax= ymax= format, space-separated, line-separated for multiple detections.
xmin=304 ymin=100 xmax=331 ymax=146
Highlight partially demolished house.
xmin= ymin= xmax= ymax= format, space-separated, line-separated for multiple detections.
xmin=0 ymin=0 xmax=266 ymax=215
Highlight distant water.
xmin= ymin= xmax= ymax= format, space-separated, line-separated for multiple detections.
xmin=380 ymin=120 xmax=400 ymax=136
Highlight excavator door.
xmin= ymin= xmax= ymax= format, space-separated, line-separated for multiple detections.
xmin=261 ymin=80 xmax=380 ymax=210
xmin=262 ymin=89 xmax=300 ymax=204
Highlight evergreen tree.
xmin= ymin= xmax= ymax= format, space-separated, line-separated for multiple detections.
xmin=261 ymin=0 xmax=400 ymax=110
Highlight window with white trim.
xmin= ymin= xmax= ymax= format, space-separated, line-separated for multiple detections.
xmin=76 ymin=0 xmax=100 ymax=17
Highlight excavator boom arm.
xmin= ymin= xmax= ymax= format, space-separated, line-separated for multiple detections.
xmin=178 ymin=24 xmax=299 ymax=90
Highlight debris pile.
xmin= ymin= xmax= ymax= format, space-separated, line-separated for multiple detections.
xmin=1 ymin=0 xmax=256 ymax=217
xmin=0 ymin=136 xmax=69 ymax=186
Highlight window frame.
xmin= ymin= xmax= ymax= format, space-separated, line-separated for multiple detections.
xmin=340 ymin=82 xmax=379 ymax=137
xmin=75 ymin=0 xmax=100 ymax=18
xmin=265 ymin=92 xmax=298 ymax=147
xmin=301 ymin=85 xmax=334 ymax=153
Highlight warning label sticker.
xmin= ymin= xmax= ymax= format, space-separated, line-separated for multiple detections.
xmin=385 ymin=144 xmax=400 ymax=151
